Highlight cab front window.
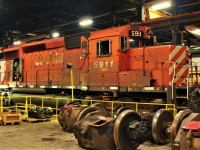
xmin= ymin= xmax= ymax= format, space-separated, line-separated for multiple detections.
xmin=96 ymin=40 xmax=111 ymax=57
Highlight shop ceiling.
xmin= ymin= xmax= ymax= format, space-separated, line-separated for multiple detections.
xmin=0 ymin=0 xmax=200 ymax=47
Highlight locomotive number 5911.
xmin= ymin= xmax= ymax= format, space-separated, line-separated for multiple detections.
xmin=94 ymin=60 xmax=114 ymax=69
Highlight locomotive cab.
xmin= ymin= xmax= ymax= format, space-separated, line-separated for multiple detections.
xmin=85 ymin=24 xmax=189 ymax=107
xmin=88 ymin=25 xmax=128 ymax=92
xmin=87 ymin=25 xmax=158 ymax=92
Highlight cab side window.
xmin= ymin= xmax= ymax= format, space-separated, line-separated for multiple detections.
xmin=81 ymin=41 xmax=88 ymax=56
xmin=96 ymin=40 xmax=111 ymax=57
xmin=129 ymin=39 xmax=139 ymax=48
xmin=82 ymin=41 xmax=87 ymax=49
xmin=121 ymin=36 xmax=127 ymax=52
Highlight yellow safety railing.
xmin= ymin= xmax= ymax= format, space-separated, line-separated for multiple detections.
xmin=78 ymin=99 xmax=177 ymax=117
xmin=0 ymin=95 xmax=71 ymax=119
xmin=0 ymin=95 xmax=177 ymax=119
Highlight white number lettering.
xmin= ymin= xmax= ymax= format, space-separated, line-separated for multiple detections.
xmin=99 ymin=61 xmax=103 ymax=68
xmin=135 ymin=31 xmax=139 ymax=36
xmin=105 ymin=61 xmax=108 ymax=68
xmin=132 ymin=30 xmax=141 ymax=37
xmin=110 ymin=60 xmax=113 ymax=68
xmin=94 ymin=62 xmax=98 ymax=68
xmin=93 ymin=60 xmax=114 ymax=69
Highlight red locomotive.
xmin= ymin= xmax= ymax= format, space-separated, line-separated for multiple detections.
xmin=0 ymin=24 xmax=191 ymax=110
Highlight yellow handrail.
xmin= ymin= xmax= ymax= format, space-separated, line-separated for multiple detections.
xmin=0 ymin=95 xmax=177 ymax=119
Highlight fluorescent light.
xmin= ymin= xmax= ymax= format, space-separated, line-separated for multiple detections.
xmin=81 ymin=86 xmax=88 ymax=90
xmin=79 ymin=19 xmax=93 ymax=26
xmin=110 ymin=86 xmax=118 ymax=90
xmin=189 ymin=29 xmax=200 ymax=36
xmin=13 ymin=40 xmax=21 ymax=45
xmin=151 ymin=2 xmax=171 ymax=10
xmin=52 ymin=86 xmax=58 ymax=88
xmin=185 ymin=25 xmax=200 ymax=36
xmin=193 ymin=47 xmax=200 ymax=50
xmin=52 ymin=32 xmax=60 ymax=38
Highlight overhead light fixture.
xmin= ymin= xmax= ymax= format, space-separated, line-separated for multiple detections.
xmin=151 ymin=1 xmax=171 ymax=11
xmin=13 ymin=40 xmax=21 ymax=45
xmin=52 ymin=31 xmax=60 ymax=38
xmin=189 ymin=29 xmax=200 ymax=36
xmin=193 ymin=47 xmax=200 ymax=50
xmin=79 ymin=19 xmax=93 ymax=26
xmin=185 ymin=25 xmax=200 ymax=36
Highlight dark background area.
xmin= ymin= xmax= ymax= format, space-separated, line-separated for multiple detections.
xmin=0 ymin=0 xmax=199 ymax=47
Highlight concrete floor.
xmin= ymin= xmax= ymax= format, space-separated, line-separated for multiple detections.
xmin=0 ymin=120 xmax=171 ymax=150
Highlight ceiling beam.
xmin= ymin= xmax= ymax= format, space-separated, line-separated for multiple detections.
xmin=132 ymin=11 xmax=200 ymax=30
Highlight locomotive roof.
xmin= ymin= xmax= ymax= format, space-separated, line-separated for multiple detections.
xmin=89 ymin=24 xmax=130 ymax=40
xmin=21 ymin=37 xmax=64 ymax=48
xmin=2 ymin=46 xmax=20 ymax=53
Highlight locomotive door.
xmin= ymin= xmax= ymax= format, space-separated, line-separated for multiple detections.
xmin=10 ymin=58 xmax=23 ymax=82
xmin=80 ymin=37 xmax=89 ymax=72
xmin=80 ymin=37 xmax=89 ymax=86
xmin=88 ymin=37 xmax=119 ymax=91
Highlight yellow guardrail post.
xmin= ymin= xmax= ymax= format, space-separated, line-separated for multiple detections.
xmin=56 ymin=98 xmax=58 ymax=120
xmin=165 ymin=104 xmax=168 ymax=110
xmin=111 ymin=101 xmax=114 ymax=117
xmin=135 ymin=103 xmax=138 ymax=113
xmin=25 ymin=97 xmax=28 ymax=117
xmin=0 ymin=95 xmax=3 ymax=112
xmin=30 ymin=97 xmax=32 ymax=109
xmin=71 ymin=69 xmax=74 ymax=101
xmin=66 ymin=63 xmax=74 ymax=101
xmin=174 ymin=105 xmax=177 ymax=117
xmin=42 ymin=97 xmax=44 ymax=108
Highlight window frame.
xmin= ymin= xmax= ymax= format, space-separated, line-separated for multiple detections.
xmin=120 ymin=36 xmax=128 ymax=52
xmin=81 ymin=41 xmax=88 ymax=56
xmin=96 ymin=40 xmax=111 ymax=57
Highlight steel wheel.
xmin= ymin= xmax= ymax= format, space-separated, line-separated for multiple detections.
xmin=76 ymin=106 xmax=99 ymax=121
xmin=170 ymin=109 xmax=192 ymax=146
xmin=90 ymin=103 xmax=109 ymax=116
xmin=114 ymin=109 xmax=142 ymax=150
xmin=152 ymin=109 xmax=174 ymax=144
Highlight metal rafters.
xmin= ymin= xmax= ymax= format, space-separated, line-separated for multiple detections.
xmin=0 ymin=0 xmax=199 ymax=46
